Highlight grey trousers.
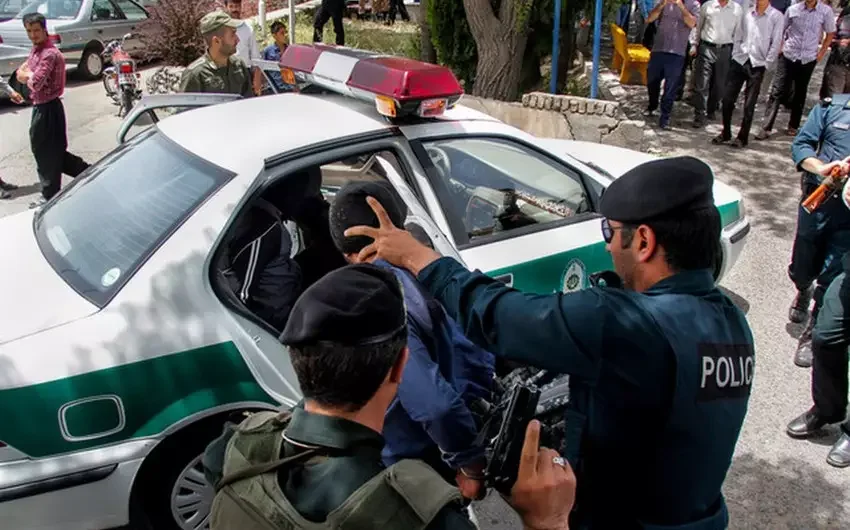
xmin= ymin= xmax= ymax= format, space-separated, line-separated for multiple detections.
xmin=693 ymin=41 xmax=731 ymax=118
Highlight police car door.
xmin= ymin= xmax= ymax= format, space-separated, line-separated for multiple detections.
xmin=403 ymin=121 xmax=611 ymax=294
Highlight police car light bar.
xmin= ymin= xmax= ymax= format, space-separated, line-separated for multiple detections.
xmin=279 ymin=44 xmax=464 ymax=119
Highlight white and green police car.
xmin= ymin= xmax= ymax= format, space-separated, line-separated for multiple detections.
xmin=0 ymin=45 xmax=750 ymax=530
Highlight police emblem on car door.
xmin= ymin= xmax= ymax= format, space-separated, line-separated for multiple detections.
xmin=415 ymin=135 xmax=613 ymax=295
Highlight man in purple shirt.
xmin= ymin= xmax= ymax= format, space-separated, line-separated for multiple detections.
xmin=15 ymin=13 xmax=90 ymax=208
xmin=755 ymin=0 xmax=836 ymax=139
xmin=645 ymin=0 xmax=701 ymax=128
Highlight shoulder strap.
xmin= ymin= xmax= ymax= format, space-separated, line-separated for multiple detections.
xmin=328 ymin=459 xmax=462 ymax=530
xmin=216 ymin=448 xmax=317 ymax=491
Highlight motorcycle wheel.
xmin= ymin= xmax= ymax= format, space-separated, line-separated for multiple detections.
xmin=120 ymin=89 xmax=135 ymax=117
xmin=103 ymin=76 xmax=119 ymax=105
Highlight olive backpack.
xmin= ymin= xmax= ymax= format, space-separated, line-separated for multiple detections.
xmin=209 ymin=410 xmax=463 ymax=530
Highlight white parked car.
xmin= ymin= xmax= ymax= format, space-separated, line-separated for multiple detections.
xmin=0 ymin=45 xmax=750 ymax=530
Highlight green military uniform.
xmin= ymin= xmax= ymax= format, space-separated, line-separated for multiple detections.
xmin=180 ymin=10 xmax=254 ymax=97
xmin=203 ymin=406 xmax=474 ymax=529
xmin=179 ymin=53 xmax=254 ymax=97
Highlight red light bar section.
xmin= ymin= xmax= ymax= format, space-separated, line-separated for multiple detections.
xmin=347 ymin=56 xmax=463 ymax=103
xmin=280 ymin=44 xmax=324 ymax=72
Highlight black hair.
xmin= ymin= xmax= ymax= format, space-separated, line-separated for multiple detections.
xmin=620 ymin=207 xmax=721 ymax=272
xmin=329 ymin=180 xmax=408 ymax=255
xmin=203 ymin=26 xmax=230 ymax=46
xmin=270 ymin=20 xmax=286 ymax=34
xmin=289 ymin=334 xmax=406 ymax=412
xmin=22 ymin=13 xmax=46 ymax=29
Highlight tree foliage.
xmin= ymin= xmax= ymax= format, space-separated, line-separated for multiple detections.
xmin=139 ymin=0 xmax=217 ymax=67
xmin=426 ymin=0 xmax=478 ymax=88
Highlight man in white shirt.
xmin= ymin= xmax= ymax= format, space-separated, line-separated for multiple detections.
xmin=691 ymin=0 xmax=743 ymax=127
xmin=225 ymin=0 xmax=262 ymax=96
xmin=712 ymin=0 xmax=784 ymax=146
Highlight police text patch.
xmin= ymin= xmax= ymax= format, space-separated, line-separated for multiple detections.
xmin=697 ymin=343 xmax=754 ymax=401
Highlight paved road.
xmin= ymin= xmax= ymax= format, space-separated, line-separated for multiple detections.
xmin=1 ymin=64 xmax=848 ymax=529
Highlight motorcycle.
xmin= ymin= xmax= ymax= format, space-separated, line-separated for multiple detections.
xmin=102 ymin=33 xmax=142 ymax=118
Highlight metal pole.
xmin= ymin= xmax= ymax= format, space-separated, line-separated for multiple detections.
xmin=550 ymin=0 xmax=562 ymax=94
xmin=258 ymin=0 xmax=266 ymax=36
xmin=590 ymin=0 xmax=603 ymax=98
xmin=289 ymin=0 xmax=296 ymax=44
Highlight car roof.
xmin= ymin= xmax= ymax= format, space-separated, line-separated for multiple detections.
xmin=156 ymin=92 xmax=498 ymax=174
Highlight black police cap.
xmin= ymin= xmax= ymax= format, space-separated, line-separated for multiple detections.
xmin=599 ymin=156 xmax=715 ymax=223
xmin=280 ymin=263 xmax=407 ymax=347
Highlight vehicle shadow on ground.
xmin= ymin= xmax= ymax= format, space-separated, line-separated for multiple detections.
xmin=725 ymin=452 xmax=848 ymax=528
xmin=7 ymin=183 xmax=40 ymax=198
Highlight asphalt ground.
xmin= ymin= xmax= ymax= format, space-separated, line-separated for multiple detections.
xmin=1 ymin=59 xmax=848 ymax=528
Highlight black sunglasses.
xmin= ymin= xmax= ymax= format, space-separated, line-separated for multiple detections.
xmin=600 ymin=218 xmax=622 ymax=244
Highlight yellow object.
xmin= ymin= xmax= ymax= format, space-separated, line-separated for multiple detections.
xmin=610 ymin=23 xmax=650 ymax=86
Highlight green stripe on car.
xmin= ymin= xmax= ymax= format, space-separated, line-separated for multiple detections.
xmin=0 ymin=342 xmax=275 ymax=458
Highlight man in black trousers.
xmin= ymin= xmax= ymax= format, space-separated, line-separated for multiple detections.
xmin=313 ymin=0 xmax=346 ymax=46
xmin=16 ymin=13 xmax=89 ymax=208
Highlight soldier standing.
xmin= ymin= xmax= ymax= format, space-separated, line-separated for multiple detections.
xmin=787 ymin=94 xmax=850 ymax=367
xmin=179 ymin=11 xmax=254 ymax=98
xmin=819 ymin=3 xmax=850 ymax=97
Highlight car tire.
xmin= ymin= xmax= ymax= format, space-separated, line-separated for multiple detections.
xmin=80 ymin=47 xmax=104 ymax=80
xmin=131 ymin=417 xmax=228 ymax=530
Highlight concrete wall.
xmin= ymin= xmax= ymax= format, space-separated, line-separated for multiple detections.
xmin=459 ymin=92 xmax=647 ymax=151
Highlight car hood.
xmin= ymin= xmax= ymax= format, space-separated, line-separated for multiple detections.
xmin=536 ymin=139 xmax=742 ymax=208
xmin=0 ymin=210 xmax=98 ymax=345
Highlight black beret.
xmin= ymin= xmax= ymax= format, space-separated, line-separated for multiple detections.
xmin=329 ymin=180 xmax=408 ymax=255
xmin=599 ymin=156 xmax=715 ymax=223
xmin=280 ymin=263 xmax=406 ymax=347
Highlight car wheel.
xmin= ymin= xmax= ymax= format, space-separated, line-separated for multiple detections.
xmin=80 ymin=48 xmax=104 ymax=80
xmin=132 ymin=419 xmax=224 ymax=530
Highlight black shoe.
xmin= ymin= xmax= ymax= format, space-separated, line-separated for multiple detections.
xmin=794 ymin=327 xmax=813 ymax=368
xmin=692 ymin=117 xmax=706 ymax=128
xmin=789 ymin=285 xmax=814 ymax=323
xmin=711 ymin=134 xmax=730 ymax=145
xmin=730 ymin=138 xmax=747 ymax=148
xmin=787 ymin=409 xmax=832 ymax=438
xmin=706 ymin=112 xmax=717 ymax=121
xmin=0 ymin=180 xmax=18 ymax=191
xmin=827 ymin=433 xmax=850 ymax=468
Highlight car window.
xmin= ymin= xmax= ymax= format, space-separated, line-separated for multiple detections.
xmin=421 ymin=137 xmax=592 ymax=245
xmin=34 ymin=129 xmax=235 ymax=307
xmin=112 ymin=0 xmax=145 ymax=20
xmin=91 ymin=0 xmax=123 ymax=20
xmin=319 ymin=150 xmax=397 ymax=201
xmin=0 ymin=0 xmax=28 ymax=16
xmin=16 ymin=0 xmax=82 ymax=19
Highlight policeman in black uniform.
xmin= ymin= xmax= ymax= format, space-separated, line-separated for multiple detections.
xmin=787 ymin=170 xmax=850 ymax=468
xmin=787 ymin=94 xmax=850 ymax=367
xmin=347 ymin=157 xmax=755 ymax=530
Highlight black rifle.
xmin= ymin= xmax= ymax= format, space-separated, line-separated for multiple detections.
xmin=484 ymin=382 xmax=542 ymax=495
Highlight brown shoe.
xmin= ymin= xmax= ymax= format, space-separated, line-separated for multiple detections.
xmin=786 ymin=127 xmax=798 ymax=136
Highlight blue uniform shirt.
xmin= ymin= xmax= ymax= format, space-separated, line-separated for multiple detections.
xmin=262 ymin=43 xmax=295 ymax=93
xmin=792 ymin=95 xmax=850 ymax=188
xmin=418 ymin=257 xmax=754 ymax=530
xmin=373 ymin=259 xmax=493 ymax=471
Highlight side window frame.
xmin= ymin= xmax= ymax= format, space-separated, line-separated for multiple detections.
xmin=90 ymin=0 xmax=124 ymax=21
xmin=111 ymin=0 xmax=148 ymax=20
xmin=409 ymin=134 xmax=600 ymax=250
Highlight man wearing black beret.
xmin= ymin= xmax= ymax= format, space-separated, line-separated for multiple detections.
xmin=345 ymin=156 xmax=755 ymax=530
xmin=203 ymin=264 xmax=576 ymax=530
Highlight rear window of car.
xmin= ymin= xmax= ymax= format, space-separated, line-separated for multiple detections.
xmin=16 ymin=0 xmax=83 ymax=19
xmin=34 ymin=129 xmax=235 ymax=307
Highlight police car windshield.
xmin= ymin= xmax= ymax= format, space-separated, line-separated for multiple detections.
xmin=34 ymin=129 xmax=235 ymax=307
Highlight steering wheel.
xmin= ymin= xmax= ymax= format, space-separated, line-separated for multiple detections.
xmin=425 ymin=145 xmax=452 ymax=180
